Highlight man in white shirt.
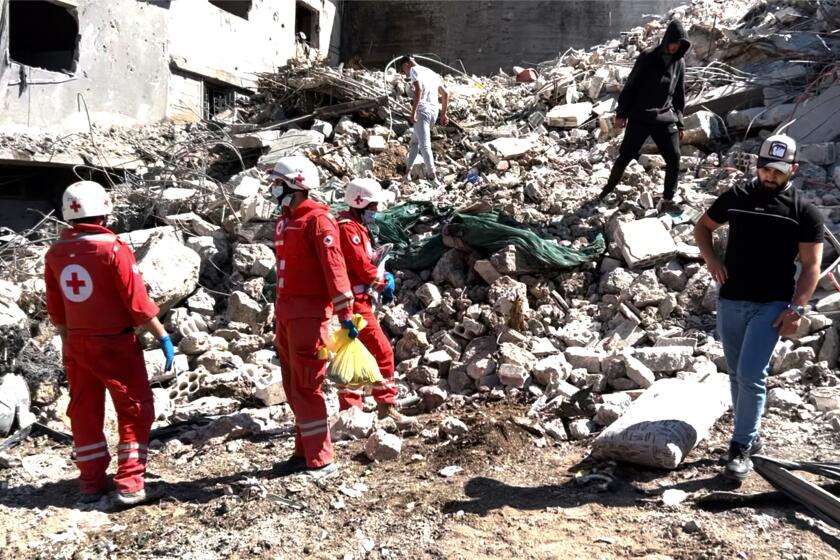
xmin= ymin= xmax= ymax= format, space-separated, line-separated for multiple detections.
xmin=397 ymin=56 xmax=449 ymax=183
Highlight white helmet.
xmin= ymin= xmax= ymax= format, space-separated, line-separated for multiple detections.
xmin=62 ymin=181 xmax=113 ymax=221
xmin=270 ymin=156 xmax=320 ymax=192
xmin=344 ymin=178 xmax=394 ymax=209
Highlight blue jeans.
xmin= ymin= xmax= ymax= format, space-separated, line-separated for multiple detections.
xmin=716 ymin=298 xmax=788 ymax=447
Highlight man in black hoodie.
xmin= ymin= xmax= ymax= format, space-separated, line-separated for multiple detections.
xmin=599 ymin=20 xmax=691 ymax=211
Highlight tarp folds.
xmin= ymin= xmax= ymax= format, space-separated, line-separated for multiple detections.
xmin=374 ymin=202 xmax=605 ymax=271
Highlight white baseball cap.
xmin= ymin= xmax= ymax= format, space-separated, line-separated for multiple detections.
xmin=758 ymin=134 xmax=797 ymax=174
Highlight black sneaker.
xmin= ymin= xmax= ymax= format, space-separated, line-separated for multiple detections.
xmin=749 ymin=435 xmax=764 ymax=456
xmin=597 ymin=186 xmax=614 ymax=200
xmin=656 ymin=198 xmax=682 ymax=214
xmin=724 ymin=442 xmax=753 ymax=481
xmin=273 ymin=455 xmax=307 ymax=476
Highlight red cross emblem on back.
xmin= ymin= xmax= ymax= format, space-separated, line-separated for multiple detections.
xmin=65 ymin=272 xmax=86 ymax=295
xmin=69 ymin=199 xmax=81 ymax=213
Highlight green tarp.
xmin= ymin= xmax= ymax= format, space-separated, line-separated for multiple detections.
xmin=373 ymin=202 xmax=605 ymax=271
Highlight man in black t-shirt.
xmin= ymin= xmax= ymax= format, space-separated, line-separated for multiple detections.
xmin=693 ymin=134 xmax=824 ymax=481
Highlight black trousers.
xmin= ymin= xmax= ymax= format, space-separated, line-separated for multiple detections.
xmin=603 ymin=118 xmax=681 ymax=200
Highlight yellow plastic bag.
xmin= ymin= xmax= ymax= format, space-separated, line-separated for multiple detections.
xmin=325 ymin=314 xmax=384 ymax=388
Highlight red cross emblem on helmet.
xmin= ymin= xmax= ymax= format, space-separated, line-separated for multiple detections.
xmin=354 ymin=194 xmax=364 ymax=206
xmin=294 ymin=173 xmax=305 ymax=186
xmin=69 ymin=199 xmax=81 ymax=213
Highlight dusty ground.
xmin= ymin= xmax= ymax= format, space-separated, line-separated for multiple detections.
xmin=1 ymin=401 xmax=838 ymax=560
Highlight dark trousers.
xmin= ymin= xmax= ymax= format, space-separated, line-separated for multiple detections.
xmin=603 ymin=119 xmax=681 ymax=199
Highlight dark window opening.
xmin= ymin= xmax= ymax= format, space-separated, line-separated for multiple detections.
xmin=203 ymin=81 xmax=236 ymax=119
xmin=0 ymin=162 xmax=100 ymax=233
xmin=9 ymin=0 xmax=79 ymax=73
xmin=209 ymin=0 xmax=251 ymax=20
xmin=295 ymin=2 xmax=319 ymax=48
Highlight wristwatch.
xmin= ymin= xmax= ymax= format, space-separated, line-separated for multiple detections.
xmin=788 ymin=304 xmax=809 ymax=317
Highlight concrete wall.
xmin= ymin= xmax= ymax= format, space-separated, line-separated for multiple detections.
xmin=0 ymin=0 xmax=341 ymax=129
xmin=0 ymin=0 xmax=170 ymax=129
xmin=340 ymin=0 xmax=685 ymax=75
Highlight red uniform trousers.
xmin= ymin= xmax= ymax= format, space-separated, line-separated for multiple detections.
xmin=64 ymin=332 xmax=154 ymax=495
xmin=275 ymin=316 xmax=333 ymax=468
xmin=338 ymin=299 xmax=398 ymax=410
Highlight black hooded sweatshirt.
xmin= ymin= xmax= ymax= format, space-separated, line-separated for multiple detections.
xmin=616 ymin=20 xmax=691 ymax=129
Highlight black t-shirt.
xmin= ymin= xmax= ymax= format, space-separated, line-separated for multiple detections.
xmin=706 ymin=178 xmax=824 ymax=303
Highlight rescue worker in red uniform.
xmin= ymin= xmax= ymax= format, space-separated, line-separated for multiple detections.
xmin=44 ymin=181 xmax=174 ymax=506
xmin=270 ymin=156 xmax=355 ymax=478
xmin=336 ymin=178 xmax=416 ymax=429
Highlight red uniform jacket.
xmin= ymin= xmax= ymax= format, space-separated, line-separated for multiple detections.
xmin=45 ymin=223 xmax=160 ymax=335
xmin=337 ymin=211 xmax=387 ymax=304
xmin=275 ymin=199 xmax=354 ymax=321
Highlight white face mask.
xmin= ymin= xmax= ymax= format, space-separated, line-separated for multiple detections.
xmin=272 ymin=179 xmax=298 ymax=207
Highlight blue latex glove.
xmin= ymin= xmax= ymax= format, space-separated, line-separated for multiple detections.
xmin=159 ymin=335 xmax=175 ymax=371
xmin=381 ymin=272 xmax=396 ymax=304
xmin=340 ymin=319 xmax=359 ymax=340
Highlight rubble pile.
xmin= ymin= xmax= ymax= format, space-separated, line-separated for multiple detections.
xmin=2 ymin=0 xmax=840 ymax=458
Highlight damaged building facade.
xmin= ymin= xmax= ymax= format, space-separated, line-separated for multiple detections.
xmin=0 ymin=0 xmax=341 ymax=127
xmin=0 ymin=0 xmax=339 ymax=230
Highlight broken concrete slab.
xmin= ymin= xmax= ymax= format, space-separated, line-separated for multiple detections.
xmin=546 ymin=102 xmax=593 ymax=128
xmin=788 ymin=85 xmax=840 ymax=145
xmin=614 ymin=218 xmax=678 ymax=269
xmin=630 ymin=346 xmax=694 ymax=373
xmin=482 ymin=137 xmax=535 ymax=164
xmin=257 ymin=129 xmax=325 ymax=168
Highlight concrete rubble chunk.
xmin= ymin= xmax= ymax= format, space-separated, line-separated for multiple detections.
xmin=331 ymin=407 xmax=375 ymax=440
xmin=440 ymin=416 xmax=469 ymax=437
xmin=767 ymin=387 xmax=804 ymax=410
xmin=135 ymin=232 xmax=201 ymax=313
xmin=257 ymin=129 xmax=324 ymax=167
xmin=546 ymin=102 xmax=593 ymax=128
xmin=416 ymin=283 xmax=443 ymax=308
xmin=240 ymin=195 xmax=275 ymax=223
xmin=809 ymin=387 xmax=840 ymax=412
xmin=395 ymin=329 xmax=431 ymax=363
xmin=621 ymin=353 xmax=656 ymax=388
xmin=226 ymin=291 xmax=265 ymax=333
xmin=497 ymin=363 xmax=529 ymax=388
xmin=233 ymin=243 xmax=275 ymax=277
xmin=630 ymin=346 xmax=693 ymax=373
xmin=367 ymin=135 xmax=386 ymax=153
xmin=482 ymin=137 xmax=534 ymax=163
xmin=487 ymin=276 xmax=529 ymax=320
xmin=432 ymin=249 xmax=468 ymax=288
xmin=232 ymin=176 xmax=263 ymax=198
xmin=365 ymin=430 xmax=402 ymax=462
xmin=568 ymin=419 xmax=596 ymax=440
xmin=680 ymin=110 xmax=719 ymax=146
xmin=614 ymin=218 xmax=678 ymax=269
xmin=474 ymin=260 xmax=502 ymax=285
xmin=498 ymin=343 xmax=537 ymax=371
xmin=172 ymin=397 xmax=239 ymax=422
xmin=532 ymin=354 xmax=571 ymax=386
xmin=564 ymin=347 xmax=605 ymax=373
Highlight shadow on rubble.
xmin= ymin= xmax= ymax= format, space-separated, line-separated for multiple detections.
xmin=0 ymin=463 xmax=283 ymax=511
xmin=441 ymin=456 xmax=738 ymax=516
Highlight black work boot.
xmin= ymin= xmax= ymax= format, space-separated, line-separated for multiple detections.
xmin=724 ymin=442 xmax=753 ymax=481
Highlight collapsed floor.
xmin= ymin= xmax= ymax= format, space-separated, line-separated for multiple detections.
xmin=1 ymin=0 xmax=840 ymax=558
